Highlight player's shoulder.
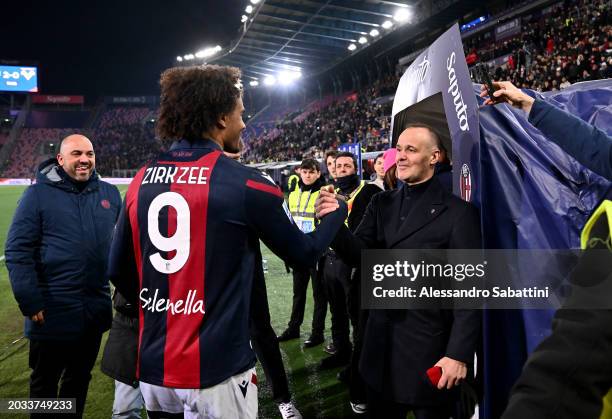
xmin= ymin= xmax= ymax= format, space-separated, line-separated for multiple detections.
xmin=217 ymin=156 xmax=275 ymax=184
xmin=238 ymin=164 xmax=283 ymax=199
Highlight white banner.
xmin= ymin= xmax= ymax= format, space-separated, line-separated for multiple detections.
xmin=101 ymin=177 xmax=133 ymax=185
xmin=0 ymin=178 xmax=32 ymax=185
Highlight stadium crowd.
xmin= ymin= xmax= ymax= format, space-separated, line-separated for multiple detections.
xmin=242 ymin=75 xmax=397 ymax=164
xmin=464 ymin=0 xmax=610 ymax=91
xmin=93 ymin=107 xmax=159 ymax=176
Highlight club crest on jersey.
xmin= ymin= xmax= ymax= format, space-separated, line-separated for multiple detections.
xmin=100 ymin=199 xmax=111 ymax=209
xmin=460 ymin=163 xmax=472 ymax=202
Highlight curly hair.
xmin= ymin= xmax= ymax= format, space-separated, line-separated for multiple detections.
xmin=157 ymin=65 xmax=242 ymax=142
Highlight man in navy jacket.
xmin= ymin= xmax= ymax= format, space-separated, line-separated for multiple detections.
xmin=6 ymin=134 xmax=121 ymax=417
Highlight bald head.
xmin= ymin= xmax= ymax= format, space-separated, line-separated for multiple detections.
xmin=402 ymin=125 xmax=441 ymax=151
xmin=395 ymin=125 xmax=441 ymax=185
xmin=57 ymin=134 xmax=96 ymax=182
xmin=60 ymin=134 xmax=92 ymax=154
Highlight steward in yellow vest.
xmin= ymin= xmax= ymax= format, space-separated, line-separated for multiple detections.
xmin=287 ymin=162 xmax=324 ymax=234
xmin=332 ymin=152 xmax=366 ymax=225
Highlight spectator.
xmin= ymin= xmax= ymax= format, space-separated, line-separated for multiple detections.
xmin=6 ymin=134 xmax=121 ymax=417
xmin=371 ymin=153 xmax=385 ymax=190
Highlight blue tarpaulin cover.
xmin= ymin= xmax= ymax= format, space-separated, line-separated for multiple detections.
xmin=476 ymin=79 xmax=612 ymax=418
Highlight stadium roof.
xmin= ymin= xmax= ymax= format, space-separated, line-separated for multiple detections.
xmin=208 ymin=0 xmax=417 ymax=82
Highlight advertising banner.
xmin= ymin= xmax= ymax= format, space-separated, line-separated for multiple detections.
xmin=391 ymin=23 xmax=480 ymax=204
xmin=32 ymin=95 xmax=84 ymax=105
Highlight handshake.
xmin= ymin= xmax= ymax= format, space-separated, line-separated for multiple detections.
xmin=315 ymin=185 xmax=345 ymax=219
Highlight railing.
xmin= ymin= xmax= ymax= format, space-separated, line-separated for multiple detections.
xmin=111 ymin=168 xmax=138 ymax=178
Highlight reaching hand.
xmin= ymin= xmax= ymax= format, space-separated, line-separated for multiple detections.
xmin=480 ymin=80 xmax=535 ymax=114
xmin=435 ymin=356 xmax=467 ymax=390
xmin=315 ymin=186 xmax=340 ymax=219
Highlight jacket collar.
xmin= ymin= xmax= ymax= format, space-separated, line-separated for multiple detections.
xmin=169 ymin=138 xmax=223 ymax=151
xmin=36 ymin=158 xmax=99 ymax=193
xmin=385 ymin=176 xmax=447 ymax=248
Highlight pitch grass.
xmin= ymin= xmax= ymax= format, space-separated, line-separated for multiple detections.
xmin=0 ymin=185 xmax=356 ymax=418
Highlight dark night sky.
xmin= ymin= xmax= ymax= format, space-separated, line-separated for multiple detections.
xmin=1 ymin=0 xmax=245 ymax=100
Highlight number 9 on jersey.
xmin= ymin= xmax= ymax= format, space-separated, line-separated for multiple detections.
xmin=147 ymin=192 xmax=191 ymax=274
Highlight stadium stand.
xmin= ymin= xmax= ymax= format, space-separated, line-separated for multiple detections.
xmin=0 ymin=0 xmax=608 ymax=176
xmin=2 ymin=128 xmax=78 ymax=178
xmin=242 ymin=0 xmax=610 ymax=163
xmin=243 ymin=75 xmax=398 ymax=163
xmin=92 ymin=106 xmax=159 ymax=176
xmin=464 ymin=0 xmax=610 ymax=91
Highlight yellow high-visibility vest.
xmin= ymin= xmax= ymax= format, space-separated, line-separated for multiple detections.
xmin=336 ymin=180 xmax=366 ymax=226
xmin=581 ymin=200 xmax=612 ymax=251
xmin=581 ymin=200 xmax=612 ymax=419
xmin=288 ymin=186 xmax=320 ymax=233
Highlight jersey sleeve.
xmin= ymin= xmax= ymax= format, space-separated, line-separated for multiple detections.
xmin=244 ymin=171 xmax=347 ymax=269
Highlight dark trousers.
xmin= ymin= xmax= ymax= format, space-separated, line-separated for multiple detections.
xmin=250 ymin=265 xmax=291 ymax=403
xmin=323 ymin=252 xmax=353 ymax=353
xmin=366 ymin=385 xmax=454 ymax=419
xmin=287 ymin=263 xmax=327 ymax=335
xmin=29 ymin=332 xmax=103 ymax=418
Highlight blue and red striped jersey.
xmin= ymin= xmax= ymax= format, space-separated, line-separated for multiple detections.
xmin=108 ymin=138 xmax=346 ymax=389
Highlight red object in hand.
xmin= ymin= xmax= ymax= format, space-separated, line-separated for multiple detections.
xmin=426 ymin=366 xmax=443 ymax=387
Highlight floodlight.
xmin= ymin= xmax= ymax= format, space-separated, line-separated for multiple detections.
xmin=393 ymin=8 xmax=411 ymax=23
